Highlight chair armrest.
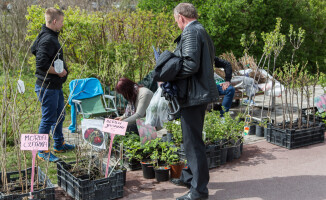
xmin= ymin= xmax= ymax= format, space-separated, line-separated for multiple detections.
xmin=103 ymin=95 xmax=119 ymax=117
xmin=103 ymin=95 xmax=115 ymax=101
xmin=72 ymin=99 xmax=82 ymax=104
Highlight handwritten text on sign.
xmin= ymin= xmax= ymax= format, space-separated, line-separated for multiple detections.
xmin=102 ymin=119 xmax=128 ymax=135
xmin=21 ymin=134 xmax=49 ymax=151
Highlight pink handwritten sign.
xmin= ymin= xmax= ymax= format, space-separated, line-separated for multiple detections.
xmin=102 ymin=119 xmax=128 ymax=136
xmin=102 ymin=119 xmax=128 ymax=177
xmin=21 ymin=134 xmax=49 ymax=151
xmin=20 ymin=134 xmax=49 ymax=198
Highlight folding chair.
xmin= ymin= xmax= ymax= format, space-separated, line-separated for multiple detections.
xmin=72 ymin=95 xmax=118 ymax=119
xmin=68 ymin=78 xmax=119 ymax=133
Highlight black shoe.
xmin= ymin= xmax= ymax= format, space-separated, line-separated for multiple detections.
xmin=176 ymin=191 xmax=208 ymax=200
xmin=170 ymin=178 xmax=191 ymax=189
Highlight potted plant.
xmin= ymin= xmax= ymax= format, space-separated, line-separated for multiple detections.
xmin=151 ymin=141 xmax=171 ymax=182
xmin=164 ymin=120 xmax=183 ymax=148
xmin=140 ymin=138 xmax=160 ymax=179
xmin=166 ymin=145 xmax=185 ymax=179
xmin=125 ymin=137 xmax=144 ymax=171
xmin=203 ymin=110 xmax=225 ymax=167
xmin=114 ymin=134 xmax=143 ymax=171
xmin=256 ymin=119 xmax=267 ymax=137
xmin=162 ymin=121 xmax=173 ymax=142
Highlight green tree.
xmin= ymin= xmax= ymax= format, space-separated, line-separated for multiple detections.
xmin=138 ymin=0 xmax=326 ymax=72
xmin=25 ymin=5 xmax=179 ymax=89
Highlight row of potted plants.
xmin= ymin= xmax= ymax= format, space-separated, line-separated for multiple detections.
xmin=113 ymin=135 xmax=184 ymax=182
xmin=112 ymin=110 xmax=246 ymax=181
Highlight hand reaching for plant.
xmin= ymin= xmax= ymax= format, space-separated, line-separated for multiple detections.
xmin=115 ymin=117 xmax=123 ymax=121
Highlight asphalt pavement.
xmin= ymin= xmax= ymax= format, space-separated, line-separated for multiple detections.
xmin=121 ymin=135 xmax=326 ymax=200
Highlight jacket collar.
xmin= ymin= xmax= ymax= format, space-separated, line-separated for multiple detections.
xmin=174 ymin=21 xmax=199 ymax=43
xmin=41 ymin=24 xmax=59 ymax=37
xmin=174 ymin=34 xmax=181 ymax=43
xmin=184 ymin=20 xmax=197 ymax=31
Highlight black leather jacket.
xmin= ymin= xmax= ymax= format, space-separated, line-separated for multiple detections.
xmin=173 ymin=21 xmax=218 ymax=107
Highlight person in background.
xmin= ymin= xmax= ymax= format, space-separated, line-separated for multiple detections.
xmin=214 ymin=57 xmax=235 ymax=117
xmin=31 ymin=7 xmax=75 ymax=162
xmin=114 ymin=77 xmax=153 ymax=134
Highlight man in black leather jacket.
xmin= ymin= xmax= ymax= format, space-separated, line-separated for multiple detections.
xmin=169 ymin=3 xmax=218 ymax=200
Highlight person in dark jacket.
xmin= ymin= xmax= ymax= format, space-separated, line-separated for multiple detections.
xmin=168 ymin=3 xmax=218 ymax=200
xmin=31 ymin=7 xmax=75 ymax=162
xmin=214 ymin=57 xmax=235 ymax=117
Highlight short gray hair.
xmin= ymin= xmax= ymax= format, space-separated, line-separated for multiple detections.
xmin=45 ymin=7 xmax=64 ymax=24
xmin=174 ymin=3 xmax=198 ymax=19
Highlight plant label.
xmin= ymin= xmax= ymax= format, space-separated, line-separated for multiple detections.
xmin=244 ymin=126 xmax=249 ymax=135
xmin=102 ymin=119 xmax=128 ymax=178
xmin=54 ymin=58 xmax=64 ymax=73
xmin=102 ymin=118 xmax=128 ymax=136
xmin=21 ymin=134 xmax=49 ymax=151
xmin=17 ymin=79 xmax=25 ymax=94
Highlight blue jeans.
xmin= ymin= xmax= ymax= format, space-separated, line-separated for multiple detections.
xmin=35 ymin=84 xmax=65 ymax=146
xmin=217 ymin=84 xmax=235 ymax=116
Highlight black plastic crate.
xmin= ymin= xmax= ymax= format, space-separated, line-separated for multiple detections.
xmin=205 ymin=145 xmax=221 ymax=168
xmin=266 ymin=122 xmax=325 ymax=149
xmin=0 ymin=167 xmax=55 ymax=200
xmin=177 ymin=145 xmax=221 ymax=169
xmin=57 ymin=160 xmax=124 ymax=200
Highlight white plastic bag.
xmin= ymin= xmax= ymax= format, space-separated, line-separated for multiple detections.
xmin=231 ymin=76 xmax=259 ymax=97
xmin=258 ymin=80 xmax=284 ymax=97
xmin=145 ymin=87 xmax=169 ymax=128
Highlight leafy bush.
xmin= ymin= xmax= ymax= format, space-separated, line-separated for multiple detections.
xmin=26 ymin=5 xmax=179 ymax=89
xmin=164 ymin=119 xmax=183 ymax=145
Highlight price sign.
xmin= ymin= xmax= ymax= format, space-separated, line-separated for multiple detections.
xmin=102 ymin=119 xmax=128 ymax=178
xmin=21 ymin=134 xmax=49 ymax=199
xmin=21 ymin=134 xmax=49 ymax=151
xmin=102 ymin=119 xmax=128 ymax=135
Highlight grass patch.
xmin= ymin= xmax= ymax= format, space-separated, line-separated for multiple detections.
xmin=5 ymin=147 xmax=78 ymax=185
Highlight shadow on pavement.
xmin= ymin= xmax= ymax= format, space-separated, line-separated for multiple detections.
xmin=209 ymin=175 xmax=326 ymax=200
xmin=211 ymin=144 xmax=283 ymax=172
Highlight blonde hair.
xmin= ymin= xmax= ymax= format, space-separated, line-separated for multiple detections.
xmin=174 ymin=3 xmax=198 ymax=19
xmin=45 ymin=7 xmax=64 ymax=24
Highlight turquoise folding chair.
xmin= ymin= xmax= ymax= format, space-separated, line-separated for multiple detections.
xmin=68 ymin=78 xmax=119 ymax=133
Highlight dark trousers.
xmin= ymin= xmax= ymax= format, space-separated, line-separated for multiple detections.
xmin=180 ymin=104 xmax=209 ymax=197
xmin=217 ymin=84 xmax=235 ymax=116
xmin=35 ymin=84 xmax=65 ymax=147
